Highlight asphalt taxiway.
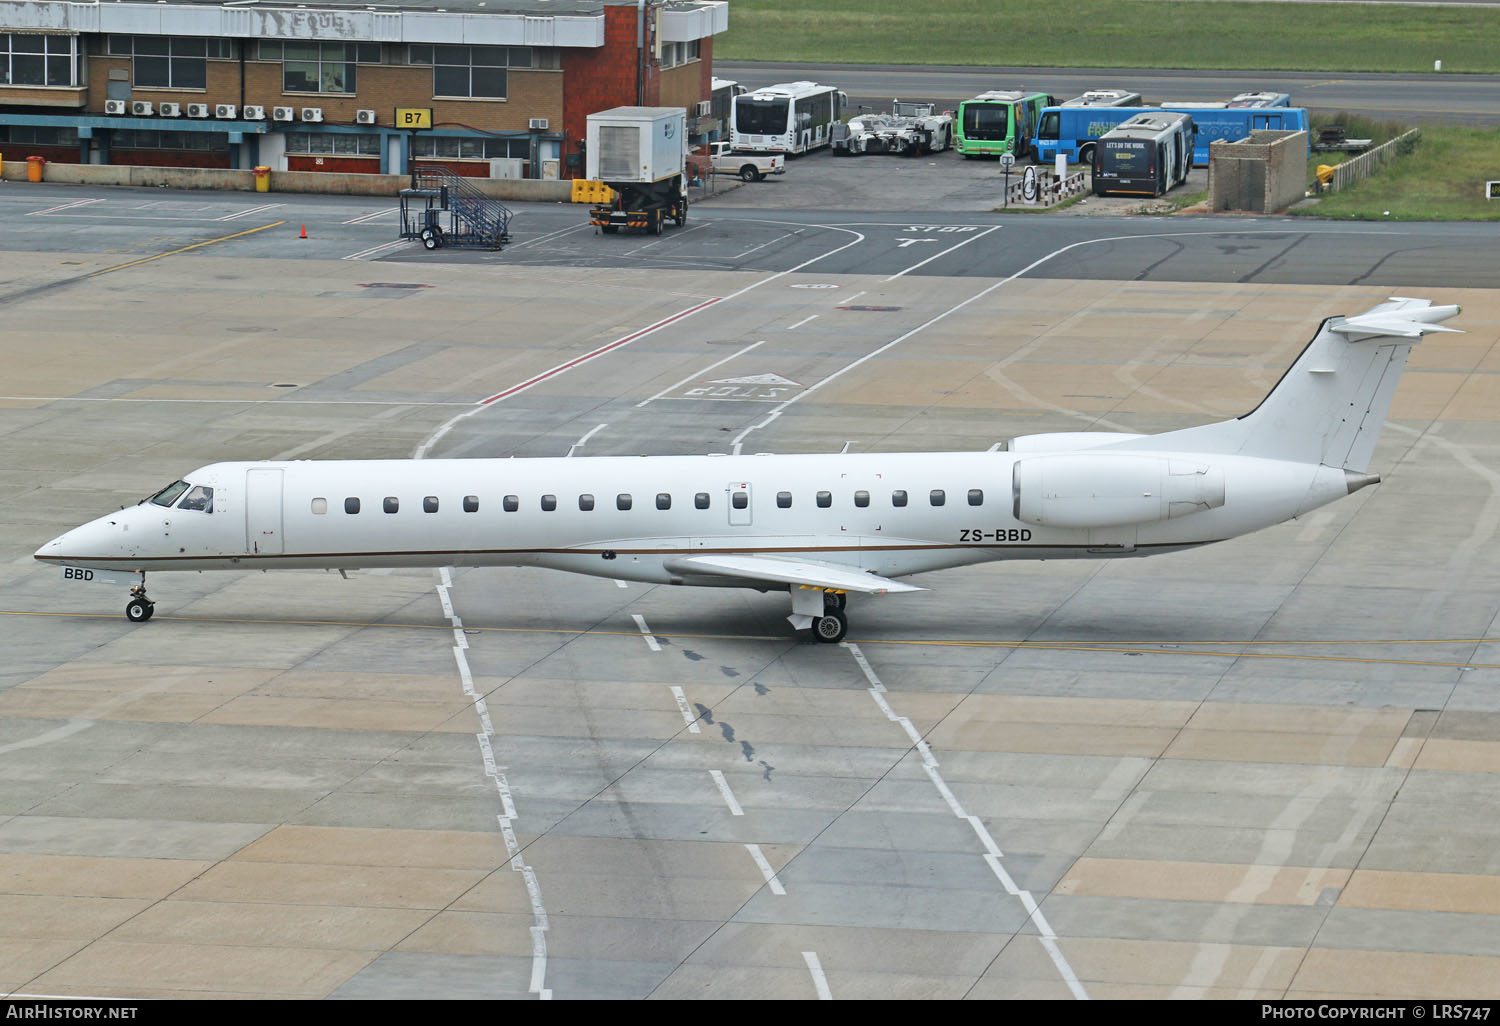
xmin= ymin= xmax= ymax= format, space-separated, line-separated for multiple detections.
xmin=1 ymin=184 xmax=1500 ymax=999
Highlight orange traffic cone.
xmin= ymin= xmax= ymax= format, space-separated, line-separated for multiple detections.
xmin=299 ymin=224 xmax=307 ymax=239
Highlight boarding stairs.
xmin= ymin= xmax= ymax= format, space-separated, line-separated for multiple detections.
xmin=399 ymin=166 xmax=513 ymax=250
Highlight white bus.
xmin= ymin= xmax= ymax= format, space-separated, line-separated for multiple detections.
xmin=1061 ymin=89 xmax=1143 ymax=107
xmin=730 ymin=81 xmax=846 ymax=155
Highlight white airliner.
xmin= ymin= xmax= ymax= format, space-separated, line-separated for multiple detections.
xmin=36 ymin=298 xmax=1459 ymax=642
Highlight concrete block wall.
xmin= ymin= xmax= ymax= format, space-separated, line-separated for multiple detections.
xmin=1208 ymin=130 xmax=1309 ymax=213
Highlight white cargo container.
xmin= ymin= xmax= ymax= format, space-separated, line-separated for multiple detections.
xmin=584 ymin=106 xmax=690 ymax=236
xmin=586 ymin=106 xmax=687 ymax=184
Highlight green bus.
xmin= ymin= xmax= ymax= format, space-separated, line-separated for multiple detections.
xmin=955 ymin=90 xmax=1055 ymax=160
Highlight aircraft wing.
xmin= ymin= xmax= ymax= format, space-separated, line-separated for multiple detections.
xmin=662 ymin=553 xmax=924 ymax=595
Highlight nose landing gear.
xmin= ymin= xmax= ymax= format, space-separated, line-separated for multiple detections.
xmin=125 ymin=577 xmax=155 ymax=622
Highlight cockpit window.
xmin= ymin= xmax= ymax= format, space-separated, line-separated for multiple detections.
xmin=149 ymin=480 xmax=190 ymax=507
xmin=177 ymin=485 xmax=213 ymax=512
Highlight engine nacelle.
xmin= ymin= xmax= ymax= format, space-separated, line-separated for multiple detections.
xmin=1013 ymin=454 xmax=1225 ymax=528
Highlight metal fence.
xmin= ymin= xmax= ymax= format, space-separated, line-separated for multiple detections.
xmin=1325 ymin=128 xmax=1421 ymax=193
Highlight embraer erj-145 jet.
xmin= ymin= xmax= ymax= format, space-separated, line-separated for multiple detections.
xmin=37 ymin=298 xmax=1459 ymax=643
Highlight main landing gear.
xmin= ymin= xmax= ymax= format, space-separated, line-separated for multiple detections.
xmin=125 ymin=576 xmax=155 ymax=622
xmin=788 ymin=587 xmax=848 ymax=644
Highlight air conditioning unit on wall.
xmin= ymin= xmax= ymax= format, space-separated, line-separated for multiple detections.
xmin=300 ymin=107 xmax=324 ymax=123
xmin=158 ymin=102 xmax=182 ymax=117
xmin=694 ymin=100 xmax=711 ymax=117
xmin=186 ymin=103 xmax=211 ymax=118
xmin=272 ymin=106 xmax=295 ymax=122
xmin=528 ymin=117 xmax=548 ymax=130
xmin=215 ymin=104 xmax=237 ymax=119
xmin=130 ymin=100 xmax=154 ymax=116
xmin=104 ymin=99 xmax=126 ymax=115
xmin=356 ymin=109 xmax=377 ymax=125
xmin=243 ymin=105 xmax=267 ymax=120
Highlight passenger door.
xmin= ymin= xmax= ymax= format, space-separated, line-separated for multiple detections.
xmin=245 ymin=468 xmax=284 ymax=555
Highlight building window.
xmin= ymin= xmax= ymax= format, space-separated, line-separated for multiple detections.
xmin=112 ymin=130 xmax=227 ymax=151
xmin=285 ymin=132 xmax=381 ymax=156
xmin=409 ymin=44 xmax=531 ymax=99
xmin=271 ymin=41 xmax=372 ymax=94
xmin=109 ymin=36 xmax=228 ymax=90
xmin=0 ymin=125 xmax=79 ymax=146
xmin=258 ymin=40 xmax=379 ymax=63
xmin=2 ymin=33 xmax=80 ymax=87
xmin=410 ymin=135 xmax=528 ymax=160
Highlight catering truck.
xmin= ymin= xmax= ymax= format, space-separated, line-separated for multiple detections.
xmin=586 ymin=106 xmax=689 ymax=236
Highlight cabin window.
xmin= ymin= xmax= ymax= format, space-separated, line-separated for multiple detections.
xmin=968 ymin=489 xmax=984 ymax=506
xmin=930 ymin=489 xmax=945 ymax=507
xmin=777 ymin=491 xmax=792 ymax=509
xmin=579 ymin=494 xmax=595 ymax=511
xmin=816 ymin=491 xmax=832 ymax=508
xmin=345 ymin=497 xmax=361 ymax=514
xmin=383 ymin=496 xmax=399 ymax=514
xmin=657 ymin=493 xmax=671 ymax=510
xmin=149 ymin=480 xmax=190 ymax=507
xmin=617 ymin=493 xmax=632 ymax=511
xmin=891 ymin=490 xmax=908 ymax=507
xmin=177 ymin=485 xmax=213 ymax=512
xmin=312 ymin=497 xmax=328 ymax=515
xmin=423 ymin=496 xmax=439 ymax=513
xmin=695 ymin=492 xmax=710 ymax=509
xmin=463 ymin=495 xmax=479 ymax=512
xmin=853 ymin=490 xmax=870 ymax=508
xmin=502 ymin=495 xmax=517 ymax=512
xmin=541 ymin=494 xmax=557 ymax=511
xmin=731 ymin=491 xmax=748 ymax=510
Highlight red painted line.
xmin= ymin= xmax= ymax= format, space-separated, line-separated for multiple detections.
xmin=478 ymin=297 xmax=723 ymax=405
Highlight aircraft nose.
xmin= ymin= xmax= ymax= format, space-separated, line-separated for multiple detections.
xmin=35 ymin=529 xmax=73 ymax=562
xmin=34 ymin=517 xmax=123 ymax=564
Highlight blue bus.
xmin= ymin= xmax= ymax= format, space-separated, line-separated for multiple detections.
xmin=1037 ymin=104 xmax=1309 ymax=167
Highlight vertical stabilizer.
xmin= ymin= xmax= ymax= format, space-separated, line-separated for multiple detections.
xmin=1107 ymin=299 xmax=1461 ymax=469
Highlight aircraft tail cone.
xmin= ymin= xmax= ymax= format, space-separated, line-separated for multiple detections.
xmin=1345 ymin=470 xmax=1381 ymax=495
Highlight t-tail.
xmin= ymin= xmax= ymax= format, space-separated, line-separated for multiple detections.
xmin=1106 ymin=298 xmax=1462 ymax=474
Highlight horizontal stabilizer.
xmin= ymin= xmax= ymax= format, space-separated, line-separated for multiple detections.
xmin=1332 ymin=300 xmax=1462 ymax=340
xmin=662 ymin=553 xmax=924 ymax=594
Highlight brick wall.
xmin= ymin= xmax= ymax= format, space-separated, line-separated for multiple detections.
xmin=287 ymin=154 xmax=380 ymax=173
xmin=562 ymin=4 xmax=652 ymax=175
xmin=112 ymin=148 xmax=231 ymax=169
xmin=80 ymin=55 xmax=562 ymax=132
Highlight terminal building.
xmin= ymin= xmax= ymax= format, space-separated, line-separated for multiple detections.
xmin=0 ymin=0 xmax=729 ymax=178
